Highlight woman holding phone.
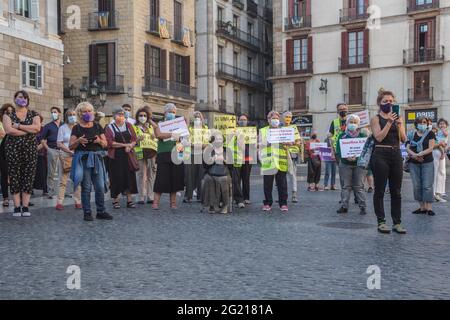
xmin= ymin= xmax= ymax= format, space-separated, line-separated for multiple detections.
xmin=369 ymin=90 xmax=407 ymax=234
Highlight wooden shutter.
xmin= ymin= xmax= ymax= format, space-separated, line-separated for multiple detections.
xmin=107 ymin=43 xmax=116 ymax=87
xmin=289 ymin=0 xmax=294 ymax=18
xmin=307 ymin=36 xmax=313 ymax=72
xmin=160 ymin=49 xmax=167 ymax=80
xmin=37 ymin=64 xmax=42 ymax=89
xmin=341 ymin=32 xmax=348 ymax=67
xmin=21 ymin=60 xmax=27 ymax=87
xmin=169 ymin=52 xmax=175 ymax=81
xmin=31 ymin=0 xmax=39 ymax=20
xmin=428 ymin=19 xmax=435 ymax=49
xmin=144 ymin=44 xmax=150 ymax=77
xmin=363 ymin=29 xmax=369 ymax=65
xmin=89 ymin=44 xmax=98 ymax=82
xmin=306 ymin=0 xmax=311 ymax=16
xmin=184 ymin=56 xmax=190 ymax=86
xmin=286 ymin=39 xmax=293 ymax=75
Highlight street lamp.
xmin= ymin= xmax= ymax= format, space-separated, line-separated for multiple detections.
xmin=99 ymin=86 xmax=107 ymax=107
xmin=90 ymin=80 xmax=98 ymax=97
xmin=79 ymin=84 xmax=88 ymax=101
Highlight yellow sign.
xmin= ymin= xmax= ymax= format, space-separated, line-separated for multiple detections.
xmin=214 ymin=115 xmax=236 ymax=132
xmin=408 ymin=113 xmax=416 ymax=121
xmin=226 ymin=127 xmax=257 ymax=144
xmin=191 ymin=128 xmax=211 ymax=144
xmin=140 ymin=133 xmax=158 ymax=151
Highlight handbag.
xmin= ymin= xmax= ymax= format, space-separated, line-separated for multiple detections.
xmin=62 ymin=155 xmax=73 ymax=173
xmin=357 ymin=136 xmax=375 ymax=169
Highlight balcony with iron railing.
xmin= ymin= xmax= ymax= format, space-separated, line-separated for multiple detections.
xmin=88 ymin=10 xmax=119 ymax=31
xmin=142 ymin=76 xmax=196 ymax=101
xmin=407 ymin=0 xmax=440 ymax=14
xmin=272 ymin=62 xmax=313 ymax=77
xmin=408 ymin=87 xmax=434 ymax=103
xmin=216 ymin=21 xmax=260 ymax=51
xmin=216 ymin=63 xmax=264 ymax=90
xmin=339 ymin=6 xmax=369 ymax=24
xmin=403 ymin=46 xmax=445 ymax=65
xmin=284 ymin=15 xmax=312 ymax=31
xmin=289 ymin=97 xmax=309 ymax=112
xmin=146 ymin=15 xmax=159 ymax=35
xmin=247 ymin=0 xmax=258 ymax=17
xmin=344 ymin=92 xmax=367 ymax=106
xmin=171 ymin=24 xmax=194 ymax=47
xmin=218 ymin=99 xmax=227 ymax=113
xmin=339 ymin=56 xmax=370 ymax=71
xmin=232 ymin=0 xmax=244 ymax=10
xmin=83 ymin=75 xmax=124 ymax=94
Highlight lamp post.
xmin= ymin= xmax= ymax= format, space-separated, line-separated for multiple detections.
xmin=75 ymin=80 xmax=107 ymax=110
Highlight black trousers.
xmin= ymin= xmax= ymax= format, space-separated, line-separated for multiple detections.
xmin=370 ymin=147 xmax=403 ymax=225
xmin=307 ymin=158 xmax=321 ymax=184
xmin=231 ymin=163 xmax=252 ymax=203
xmin=263 ymin=171 xmax=288 ymax=207
xmin=0 ymin=141 xmax=8 ymax=199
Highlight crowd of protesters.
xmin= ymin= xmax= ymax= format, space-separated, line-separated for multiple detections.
xmin=0 ymin=89 xmax=449 ymax=234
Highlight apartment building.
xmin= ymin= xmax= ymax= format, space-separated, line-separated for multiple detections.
xmin=271 ymin=0 xmax=450 ymax=138
xmin=196 ymin=0 xmax=273 ymax=126
xmin=61 ymin=0 xmax=196 ymax=118
xmin=0 ymin=0 xmax=64 ymax=120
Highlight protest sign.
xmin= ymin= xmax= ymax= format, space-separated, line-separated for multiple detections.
xmin=267 ymin=128 xmax=295 ymax=144
xmin=310 ymin=142 xmax=328 ymax=155
xmin=339 ymin=137 xmax=368 ymax=158
xmin=351 ymin=110 xmax=370 ymax=128
xmin=214 ymin=115 xmax=236 ymax=132
xmin=226 ymin=127 xmax=257 ymax=144
xmin=318 ymin=147 xmax=335 ymax=161
xmin=158 ymin=117 xmax=189 ymax=137
xmin=139 ymin=133 xmax=157 ymax=150
xmin=191 ymin=128 xmax=211 ymax=144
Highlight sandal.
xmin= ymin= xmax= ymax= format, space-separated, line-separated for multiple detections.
xmin=152 ymin=203 xmax=159 ymax=210
xmin=112 ymin=201 xmax=121 ymax=209
xmin=127 ymin=201 xmax=136 ymax=208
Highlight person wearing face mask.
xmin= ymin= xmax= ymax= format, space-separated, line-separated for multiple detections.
xmin=282 ymin=111 xmax=303 ymax=203
xmin=305 ymin=131 xmax=322 ymax=192
xmin=259 ymin=111 xmax=289 ymax=212
xmin=406 ymin=116 xmax=436 ymax=216
xmin=69 ymin=102 xmax=109 ymax=221
xmin=55 ymin=109 xmax=81 ymax=210
xmin=433 ymin=118 xmax=448 ymax=202
xmin=41 ymin=107 xmax=62 ymax=199
xmin=0 ymin=103 xmax=14 ymax=207
xmin=370 ymin=90 xmax=407 ymax=234
xmin=122 ymin=104 xmax=136 ymax=125
xmin=329 ymin=103 xmax=349 ymax=150
xmin=335 ymin=115 xmax=368 ymax=215
xmin=105 ymin=108 xmax=139 ymax=209
xmin=150 ymin=103 xmax=185 ymax=210
xmin=323 ymin=132 xmax=337 ymax=191
xmin=3 ymin=90 xmax=41 ymax=217
xmin=133 ymin=106 xmax=158 ymax=205
xmin=183 ymin=111 xmax=208 ymax=203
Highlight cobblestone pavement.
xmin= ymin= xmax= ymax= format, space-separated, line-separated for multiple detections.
xmin=0 ymin=166 xmax=449 ymax=299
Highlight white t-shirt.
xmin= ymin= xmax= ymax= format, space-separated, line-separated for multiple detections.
xmin=57 ymin=123 xmax=73 ymax=148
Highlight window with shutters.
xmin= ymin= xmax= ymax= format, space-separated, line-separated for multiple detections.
xmin=293 ymin=38 xmax=308 ymax=71
xmin=89 ymin=42 xmax=124 ymax=93
xmin=13 ymin=0 xmax=38 ymax=20
xmin=348 ymin=30 xmax=364 ymax=65
xmin=20 ymin=56 xmax=43 ymax=92
xmin=175 ymin=54 xmax=183 ymax=84
xmin=174 ymin=0 xmax=182 ymax=41
xmin=150 ymin=46 xmax=161 ymax=78
xmin=348 ymin=77 xmax=363 ymax=105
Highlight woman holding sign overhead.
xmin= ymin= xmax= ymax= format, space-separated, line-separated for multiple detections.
xmin=150 ymin=103 xmax=185 ymax=210
xmin=259 ymin=111 xmax=289 ymax=212
xmin=335 ymin=114 xmax=368 ymax=215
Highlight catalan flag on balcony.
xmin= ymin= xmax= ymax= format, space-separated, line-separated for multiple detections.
xmin=159 ymin=17 xmax=170 ymax=39
xmin=182 ymin=27 xmax=192 ymax=47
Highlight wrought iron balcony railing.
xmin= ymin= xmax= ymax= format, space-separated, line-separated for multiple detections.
xmin=83 ymin=75 xmax=124 ymax=94
xmin=232 ymin=0 xmax=244 ymax=10
xmin=216 ymin=63 xmax=264 ymax=89
xmin=344 ymin=92 xmax=367 ymax=106
xmin=284 ymin=15 xmax=312 ymax=31
xmin=216 ymin=21 xmax=260 ymax=51
xmin=247 ymin=0 xmax=258 ymax=17
xmin=339 ymin=6 xmax=369 ymax=23
xmin=339 ymin=56 xmax=370 ymax=71
xmin=142 ymin=76 xmax=196 ymax=101
xmin=289 ymin=97 xmax=309 ymax=112
xmin=403 ymin=46 xmax=445 ymax=64
xmin=88 ymin=10 xmax=119 ymax=30
xmin=273 ymin=62 xmax=313 ymax=77
xmin=407 ymin=0 xmax=440 ymax=13
xmin=408 ymin=87 xmax=434 ymax=103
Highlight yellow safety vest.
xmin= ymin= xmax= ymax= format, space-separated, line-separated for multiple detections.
xmin=227 ymin=135 xmax=244 ymax=168
xmin=259 ymin=126 xmax=288 ymax=173
xmin=133 ymin=124 xmax=157 ymax=160
xmin=331 ymin=118 xmax=344 ymax=149
xmin=184 ymin=125 xmax=209 ymax=161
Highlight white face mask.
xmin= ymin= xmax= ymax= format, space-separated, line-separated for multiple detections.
xmin=139 ymin=116 xmax=147 ymax=124
xmin=51 ymin=112 xmax=59 ymax=121
xmin=194 ymin=118 xmax=202 ymax=126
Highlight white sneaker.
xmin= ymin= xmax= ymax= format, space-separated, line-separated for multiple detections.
xmin=244 ymin=200 xmax=251 ymax=205
xmin=12 ymin=209 xmax=22 ymax=217
xmin=220 ymin=206 xmax=228 ymax=214
xmin=238 ymin=202 xmax=245 ymax=208
xmin=435 ymin=194 xmax=447 ymax=203
xmin=21 ymin=208 xmax=31 ymax=217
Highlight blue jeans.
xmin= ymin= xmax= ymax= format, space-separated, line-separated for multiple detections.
xmin=81 ymin=158 xmax=106 ymax=214
xmin=409 ymin=161 xmax=434 ymax=203
xmin=324 ymin=161 xmax=336 ymax=187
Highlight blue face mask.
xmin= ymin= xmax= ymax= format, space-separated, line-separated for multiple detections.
xmin=124 ymin=111 xmax=131 ymax=119
xmin=417 ymin=124 xmax=427 ymax=132
xmin=67 ymin=115 xmax=77 ymax=124
xmin=166 ymin=113 xmax=176 ymax=121
xmin=347 ymin=123 xmax=358 ymax=132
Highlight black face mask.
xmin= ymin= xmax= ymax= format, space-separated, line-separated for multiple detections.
xmin=339 ymin=111 xmax=348 ymax=118
xmin=311 ymin=135 xmax=317 ymax=140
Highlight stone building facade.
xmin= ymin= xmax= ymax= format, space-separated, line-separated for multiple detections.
xmin=271 ymin=0 xmax=450 ymax=139
xmin=0 ymin=0 xmax=64 ymax=120
xmin=61 ymin=0 xmax=196 ymax=119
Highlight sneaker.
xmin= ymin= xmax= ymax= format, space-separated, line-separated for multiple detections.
xmin=324 ymin=186 xmax=329 ymax=191
xmin=292 ymin=194 xmax=298 ymax=203
xmin=12 ymin=207 xmax=21 ymax=217
xmin=21 ymin=207 xmax=30 ymax=217
xmin=392 ymin=224 xmax=407 ymax=234
xmin=359 ymin=207 xmax=367 ymax=215
xmin=280 ymin=205 xmax=289 ymax=212
xmin=244 ymin=200 xmax=251 ymax=205
xmin=427 ymin=210 xmax=436 ymax=216
xmin=208 ymin=206 xmax=215 ymax=214
xmin=55 ymin=204 xmax=64 ymax=210
xmin=377 ymin=222 xmax=391 ymax=234
xmin=262 ymin=205 xmax=272 ymax=211
xmin=220 ymin=206 xmax=228 ymax=214
xmin=84 ymin=213 xmax=94 ymax=221
xmin=75 ymin=204 xmax=82 ymax=209
xmin=96 ymin=212 xmax=113 ymax=220
xmin=435 ymin=194 xmax=447 ymax=202
xmin=238 ymin=202 xmax=245 ymax=209
xmin=330 ymin=186 xmax=337 ymax=191
xmin=336 ymin=207 xmax=348 ymax=214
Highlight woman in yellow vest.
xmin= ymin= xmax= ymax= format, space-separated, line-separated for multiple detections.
xmin=133 ymin=106 xmax=158 ymax=205
xmin=259 ymin=111 xmax=289 ymax=212
xmin=282 ymin=111 xmax=302 ymax=203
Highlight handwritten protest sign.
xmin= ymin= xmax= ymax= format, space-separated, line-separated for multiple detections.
xmin=158 ymin=117 xmax=189 ymax=138
xmin=214 ymin=115 xmax=236 ymax=132
xmin=352 ymin=110 xmax=370 ymax=128
xmin=310 ymin=142 xmax=328 ymax=155
xmin=139 ymin=133 xmax=157 ymax=150
xmin=318 ymin=147 xmax=335 ymax=161
xmin=267 ymin=128 xmax=295 ymax=144
xmin=226 ymin=127 xmax=258 ymax=144
xmin=339 ymin=137 xmax=368 ymax=158
xmin=191 ymin=128 xmax=211 ymax=144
